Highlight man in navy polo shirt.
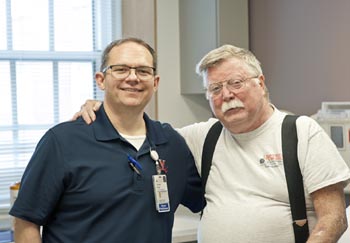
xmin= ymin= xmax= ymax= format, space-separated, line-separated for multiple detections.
xmin=9 ymin=37 xmax=204 ymax=243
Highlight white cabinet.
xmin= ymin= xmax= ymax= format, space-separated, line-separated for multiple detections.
xmin=179 ymin=0 xmax=249 ymax=94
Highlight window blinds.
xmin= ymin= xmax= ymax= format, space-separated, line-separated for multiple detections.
xmin=0 ymin=0 xmax=120 ymax=210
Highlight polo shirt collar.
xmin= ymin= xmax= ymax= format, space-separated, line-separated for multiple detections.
xmin=92 ymin=103 xmax=168 ymax=146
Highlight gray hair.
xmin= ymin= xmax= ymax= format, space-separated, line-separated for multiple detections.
xmin=196 ymin=44 xmax=263 ymax=87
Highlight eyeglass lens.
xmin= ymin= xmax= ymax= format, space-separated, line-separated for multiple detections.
xmin=109 ymin=65 xmax=154 ymax=80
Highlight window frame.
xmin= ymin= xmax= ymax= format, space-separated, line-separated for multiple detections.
xmin=0 ymin=0 xmax=121 ymax=222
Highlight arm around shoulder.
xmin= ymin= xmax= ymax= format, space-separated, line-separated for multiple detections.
xmin=71 ymin=99 xmax=102 ymax=124
xmin=13 ymin=217 xmax=41 ymax=243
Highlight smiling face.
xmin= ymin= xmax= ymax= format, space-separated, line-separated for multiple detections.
xmin=206 ymin=57 xmax=272 ymax=133
xmin=95 ymin=41 xmax=159 ymax=113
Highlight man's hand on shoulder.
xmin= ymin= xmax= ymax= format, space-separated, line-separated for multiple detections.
xmin=71 ymin=99 xmax=102 ymax=124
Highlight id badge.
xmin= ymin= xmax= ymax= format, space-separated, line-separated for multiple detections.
xmin=152 ymin=174 xmax=170 ymax=212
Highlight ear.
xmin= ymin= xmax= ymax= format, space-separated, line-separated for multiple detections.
xmin=256 ymin=74 xmax=269 ymax=97
xmin=95 ymin=72 xmax=105 ymax=90
xmin=256 ymin=74 xmax=265 ymax=87
xmin=258 ymin=74 xmax=265 ymax=86
xmin=153 ymin=75 xmax=160 ymax=92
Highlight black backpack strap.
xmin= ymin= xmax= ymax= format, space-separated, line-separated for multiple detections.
xmin=282 ymin=115 xmax=309 ymax=243
xmin=201 ymin=121 xmax=223 ymax=194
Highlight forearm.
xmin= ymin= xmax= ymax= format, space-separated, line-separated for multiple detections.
xmin=307 ymin=182 xmax=348 ymax=243
xmin=14 ymin=217 xmax=42 ymax=243
xmin=306 ymin=213 xmax=348 ymax=243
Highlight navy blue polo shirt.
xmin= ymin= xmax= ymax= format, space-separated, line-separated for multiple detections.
xmin=10 ymin=105 xmax=203 ymax=243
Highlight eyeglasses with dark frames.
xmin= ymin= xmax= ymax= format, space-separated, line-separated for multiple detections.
xmin=102 ymin=65 xmax=156 ymax=81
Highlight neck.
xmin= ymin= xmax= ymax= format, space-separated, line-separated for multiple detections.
xmin=103 ymin=102 xmax=146 ymax=136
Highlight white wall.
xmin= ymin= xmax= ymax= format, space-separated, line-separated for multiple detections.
xmin=156 ymin=0 xmax=212 ymax=128
xmin=121 ymin=0 xmax=157 ymax=118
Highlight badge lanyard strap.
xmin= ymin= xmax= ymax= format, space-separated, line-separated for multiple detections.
xmin=148 ymin=139 xmax=171 ymax=213
xmin=147 ymin=138 xmax=161 ymax=175
xmin=150 ymin=149 xmax=161 ymax=175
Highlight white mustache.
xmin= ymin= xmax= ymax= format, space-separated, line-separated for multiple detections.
xmin=221 ymin=99 xmax=245 ymax=113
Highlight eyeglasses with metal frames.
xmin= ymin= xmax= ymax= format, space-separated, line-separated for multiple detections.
xmin=102 ymin=65 xmax=156 ymax=81
xmin=206 ymin=76 xmax=259 ymax=98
